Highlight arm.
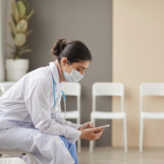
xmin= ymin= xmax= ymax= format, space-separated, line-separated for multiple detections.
xmin=24 ymin=78 xmax=81 ymax=143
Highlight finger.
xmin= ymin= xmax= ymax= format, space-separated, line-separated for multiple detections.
xmin=88 ymin=122 xmax=92 ymax=126
xmin=94 ymin=132 xmax=102 ymax=139
xmin=89 ymin=125 xmax=94 ymax=128
xmin=93 ymin=127 xmax=103 ymax=132
xmin=95 ymin=129 xmax=104 ymax=136
xmin=88 ymin=122 xmax=93 ymax=127
xmin=94 ymin=129 xmax=103 ymax=134
xmin=98 ymin=130 xmax=104 ymax=136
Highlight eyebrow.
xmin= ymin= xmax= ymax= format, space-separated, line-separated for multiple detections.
xmin=78 ymin=66 xmax=88 ymax=70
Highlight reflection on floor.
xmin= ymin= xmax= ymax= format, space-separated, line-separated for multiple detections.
xmin=77 ymin=147 xmax=164 ymax=164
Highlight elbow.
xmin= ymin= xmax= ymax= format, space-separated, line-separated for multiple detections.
xmin=36 ymin=120 xmax=53 ymax=134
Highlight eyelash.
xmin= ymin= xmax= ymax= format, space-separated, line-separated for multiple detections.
xmin=77 ymin=68 xmax=81 ymax=72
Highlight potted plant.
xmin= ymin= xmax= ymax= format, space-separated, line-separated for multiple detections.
xmin=5 ymin=0 xmax=34 ymax=81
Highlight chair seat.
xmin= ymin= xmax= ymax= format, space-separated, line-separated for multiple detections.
xmin=91 ymin=111 xmax=126 ymax=119
xmin=0 ymin=158 xmax=26 ymax=164
xmin=61 ymin=110 xmax=79 ymax=119
xmin=0 ymin=152 xmax=34 ymax=164
xmin=141 ymin=111 xmax=164 ymax=119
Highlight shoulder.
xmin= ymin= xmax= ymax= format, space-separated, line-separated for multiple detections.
xmin=23 ymin=66 xmax=52 ymax=89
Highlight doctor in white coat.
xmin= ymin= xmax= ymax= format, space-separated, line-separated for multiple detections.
xmin=0 ymin=38 xmax=104 ymax=164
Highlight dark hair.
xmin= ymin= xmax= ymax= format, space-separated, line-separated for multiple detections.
xmin=51 ymin=38 xmax=92 ymax=64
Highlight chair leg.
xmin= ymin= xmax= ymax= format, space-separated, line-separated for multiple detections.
xmin=78 ymin=139 xmax=81 ymax=153
xmin=89 ymin=118 xmax=95 ymax=153
xmin=89 ymin=140 xmax=93 ymax=153
xmin=121 ymin=121 xmax=124 ymax=148
xmin=77 ymin=118 xmax=81 ymax=153
xmin=123 ymin=117 xmax=128 ymax=153
xmin=139 ymin=118 xmax=144 ymax=153
xmin=92 ymin=118 xmax=95 ymax=148
xmin=26 ymin=153 xmax=34 ymax=164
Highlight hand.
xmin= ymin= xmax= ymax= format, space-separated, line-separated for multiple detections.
xmin=78 ymin=122 xmax=94 ymax=131
xmin=80 ymin=127 xmax=104 ymax=141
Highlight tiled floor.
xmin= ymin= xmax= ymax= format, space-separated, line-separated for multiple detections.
xmin=77 ymin=147 xmax=164 ymax=164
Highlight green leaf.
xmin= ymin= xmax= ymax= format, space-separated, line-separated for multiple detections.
xmin=9 ymin=22 xmax=16 ymax=37
xmin=17 ymin=1 xmax=26 ymax=18
xmin=3 ymin=43 xmax=15 ymax=51
xmin=16 ymin=19 xmax=28 ymax=32
xmin=19 ymin=48 xmax=32 ymax=55
xmin=26 ymin=9 xmax=34 ymax=20
xmin=14 ymin=33 xmax=26 ymax=47
xmin=25 ymin=29 xmax=33 ymax=37
xmin=12 ymin=1 xmax=19 ymax=23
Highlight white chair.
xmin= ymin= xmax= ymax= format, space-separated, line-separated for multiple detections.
xmin=0 ymin=152 xmax=34 ymax=164
xmin=139 ymin=83 xmax=164 ymax=153
xmin=61 ymin=82 xmax=81 ymax=152
xmin=89 ymin=82 xmax=128 ymax=153
xmin=0 ymin=157 xmax=26 ymax=164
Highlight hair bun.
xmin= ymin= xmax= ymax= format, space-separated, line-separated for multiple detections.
xmin=52 ymin=38 xmax=67 ymax=57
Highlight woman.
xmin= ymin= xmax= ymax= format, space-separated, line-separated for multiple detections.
xmin=0 ymin=38 xmax=104 ymax=164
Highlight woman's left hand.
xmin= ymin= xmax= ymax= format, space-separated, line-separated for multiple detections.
xmin=78 ymin=122 xmax=94 ymax=131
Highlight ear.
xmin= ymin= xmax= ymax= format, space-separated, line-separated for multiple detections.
xmin=61 ymin=57 xmax=68 ymax=66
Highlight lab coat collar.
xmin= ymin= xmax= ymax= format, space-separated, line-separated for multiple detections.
xmin=49 ymin=62 xmax=59 ymax=87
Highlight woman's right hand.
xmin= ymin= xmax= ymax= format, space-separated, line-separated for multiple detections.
xmin=79 ymin=127 xmax=104 ymax=141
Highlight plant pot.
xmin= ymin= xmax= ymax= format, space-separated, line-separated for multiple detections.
xmin=5 ymin=59 xmax=29 ymax=81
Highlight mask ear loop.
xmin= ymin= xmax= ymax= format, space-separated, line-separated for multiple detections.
xmin=67 ymin=59 xmax=74 ymax=71
xmin=67 ymin=59 xmax=71 ymax=65
xmin=64 ymin=58 xmax=73 ymax=73
xmin=62 ymin=58 xmax=72 ymax=71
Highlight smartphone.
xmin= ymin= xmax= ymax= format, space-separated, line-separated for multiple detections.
xmin=99 ymin=124 xmax=110 ymax=128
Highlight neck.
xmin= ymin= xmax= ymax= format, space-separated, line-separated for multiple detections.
xmin=54 ymin=59 xmax=66 ymax=83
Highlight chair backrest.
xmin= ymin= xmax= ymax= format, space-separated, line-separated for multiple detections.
xmin=0 ymin=158 xmax=26 ymax=164
xmin=140 ymin=83 xmax=164 ymax=112
xmin=63 ymin=82 xmax=81 ymax=112
xmin=92 ymin=82 xmax=124 ymax=111
xmin=140 ymin=83 xmax=164 ymax=96
xmin=63 ymin=82 xmax=81 ymax=96
xmin=0 ymin=82 xmax=15 ymax=96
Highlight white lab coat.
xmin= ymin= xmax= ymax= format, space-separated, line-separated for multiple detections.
xmin=0 ymin=62 xmax=81 ymax=164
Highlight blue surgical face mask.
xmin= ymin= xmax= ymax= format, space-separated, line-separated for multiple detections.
xmin=63 ymin=60 xmax=84 ymax=82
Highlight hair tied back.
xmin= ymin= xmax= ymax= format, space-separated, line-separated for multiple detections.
xmin=52 ymin=38 xmax=67 ymax=57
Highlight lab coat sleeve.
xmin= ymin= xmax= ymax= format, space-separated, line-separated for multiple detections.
xmin=53 ymin=91 xmax=82 ymax=130
xmin=24 ymin=78 xmax=81 ymax=144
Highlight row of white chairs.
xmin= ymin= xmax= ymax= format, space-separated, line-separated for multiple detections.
xmin=63 ymin=82 xmax=127 ymax=153
xmin=0 ymin=82 xmax=127 ymax=153
xmin=1 ymin=82 xmax=164 ymax=159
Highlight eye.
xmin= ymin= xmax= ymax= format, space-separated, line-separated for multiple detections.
xmin=77 ymin=68 xmax=82 ymax=72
